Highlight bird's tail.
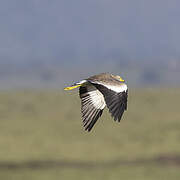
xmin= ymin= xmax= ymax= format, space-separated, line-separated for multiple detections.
xmin=64 ymin=80 xmax=86 ymax=91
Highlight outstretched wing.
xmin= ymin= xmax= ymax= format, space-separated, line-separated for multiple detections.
xmin=79 ymin=84 xmax=106 ymax=131
xmin=89 ymin=82 xmax=128 ymax=122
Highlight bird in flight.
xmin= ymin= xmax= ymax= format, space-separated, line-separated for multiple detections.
xmin=64 ymin=73 xmax=128 ymax=132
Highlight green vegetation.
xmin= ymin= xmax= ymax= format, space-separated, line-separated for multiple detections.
xmin=0 ymin=88 xmax=180 ymax=179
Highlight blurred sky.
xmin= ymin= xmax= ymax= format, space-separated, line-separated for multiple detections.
xmin=0 ymin=0 xmax=180 ymax=88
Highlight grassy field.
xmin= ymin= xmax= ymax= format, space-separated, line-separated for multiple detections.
xmin=0 ymin=88 xmax=180 ymax=179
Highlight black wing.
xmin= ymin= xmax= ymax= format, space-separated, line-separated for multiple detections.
xmin=79 ymin=85 xmax=105 ymax=131
xmin=91 ymin=83 xmax=128 ymax=122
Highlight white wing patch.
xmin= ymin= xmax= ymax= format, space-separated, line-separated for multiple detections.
xmin=79 ymin=84 xmax=106 ymax=131
xmin=85 ymin=86 xmax=106 ymax=109
xmin=89 ymin=81 xmax=128 ymax=93
xmin=104 ymin=84 xmax=128 ymax=93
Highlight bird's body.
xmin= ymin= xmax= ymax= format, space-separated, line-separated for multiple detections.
xmin=64 ymin=73 xmax=128 ymax=131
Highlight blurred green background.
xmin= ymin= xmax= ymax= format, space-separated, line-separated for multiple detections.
xmin=1 ymin=1 xmax=180 ymax=179
xmin=0 ymin=88 xmax=180 ymax=180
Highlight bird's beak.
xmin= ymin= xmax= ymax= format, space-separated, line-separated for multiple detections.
xmin=120 ymin=77 xmax=125 ymax=82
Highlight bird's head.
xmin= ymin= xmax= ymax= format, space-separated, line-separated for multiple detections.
xmin=114 ymin=75 xmax=125 ymax=82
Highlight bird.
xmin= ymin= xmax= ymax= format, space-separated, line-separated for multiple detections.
xmin=64 ymin=73 xmax=128 ymax=132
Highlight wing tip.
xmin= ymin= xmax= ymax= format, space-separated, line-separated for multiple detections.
xmin=83 ymin=110 xmax=103 ymax=132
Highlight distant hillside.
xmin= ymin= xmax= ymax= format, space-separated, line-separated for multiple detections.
xmin=0 ymin=59 xmax=179 ymax=89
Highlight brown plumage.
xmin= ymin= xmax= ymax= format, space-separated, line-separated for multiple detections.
xmin=64 ymin=73 xmax=128 ymax=131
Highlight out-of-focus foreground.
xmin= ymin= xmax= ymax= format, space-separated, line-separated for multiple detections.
xmin=0 ymin=88 xmax=179 ymax=180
